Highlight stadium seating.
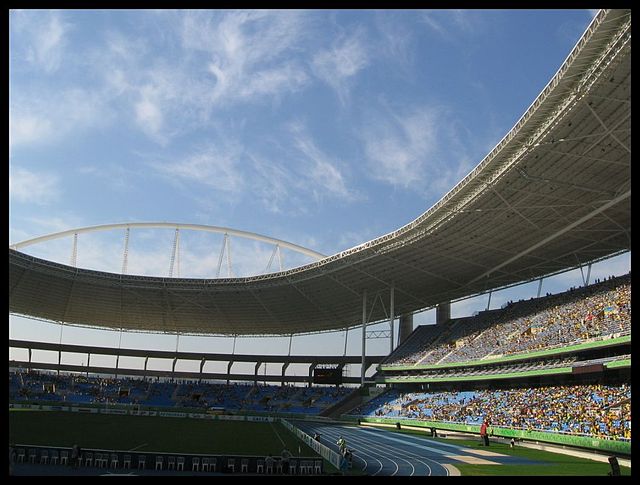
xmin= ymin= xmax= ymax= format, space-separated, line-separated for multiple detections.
xmin=383 ymin=274 xmax=630 ymax=367
xmin=9 ymin=369 xmax=351 ymax=417
xmin=351 ymin=382 xmax=631 ymax=441
xmin=83 ymin=452 xmax=93 ymax=467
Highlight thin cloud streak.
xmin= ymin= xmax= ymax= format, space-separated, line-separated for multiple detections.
xmin=311 ymin=29 xmax=370 ymax=105
xmin=9 ymin=167 xmax=61 ymax=205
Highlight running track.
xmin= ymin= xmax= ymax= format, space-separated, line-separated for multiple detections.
xmin=292 ymin=421 xmax=539 ymax=476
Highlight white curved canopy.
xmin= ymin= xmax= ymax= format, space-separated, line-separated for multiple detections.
xmin=9 ymin=222 xmax=326 ymax=261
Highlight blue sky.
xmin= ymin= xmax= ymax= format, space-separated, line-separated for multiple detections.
xmin=8 ymin=9 xmax=630 ymax=380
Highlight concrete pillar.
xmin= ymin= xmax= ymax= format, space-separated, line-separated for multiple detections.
xmin=436 ymin=302 xmax=451 ymax=325
xmin=398 ymin=313 xmax=414 ymax=345
xmin=361 ymin=290 xmax=367 ymax=386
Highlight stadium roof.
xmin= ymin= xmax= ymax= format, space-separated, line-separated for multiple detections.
xmin=9 ymin=9 xmax=631 ymax=336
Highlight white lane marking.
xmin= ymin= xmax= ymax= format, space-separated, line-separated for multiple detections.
xmin=359 ymin=427 xmax=502 ymax=463
xmin=127 ymin=443 xmax=148 ymax=452
xmin=312 ymin=424 xmax=430 ymax=476
xmin=444 ymin=464 xmax=461 ymax=476
xmin=269 ymin=421 xmax=287 ymax=448
xmin=467 ymin=448 xmax=506 ymax=457
xmin=447 ymin=455 xmax=499 ymax=465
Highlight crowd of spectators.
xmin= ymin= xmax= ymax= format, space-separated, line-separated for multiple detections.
xmin=8 ymin=369 xmax=350 ymax=415
xmin=385 ymin=273 xmax=630 ymax=367
xmin=351 ymin=383 xmax=631 ymax=441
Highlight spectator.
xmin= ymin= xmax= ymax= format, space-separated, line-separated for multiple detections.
xmin=280 ymin=448 xmax=291 ymax=474
xmin=480 ymin=419 xmax=490 ymax=446
xmin=265 ymin=454 xmax=274 ymax=474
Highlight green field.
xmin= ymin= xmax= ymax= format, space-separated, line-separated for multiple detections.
xmin=390 ymin=428 xmax=631 ymax=476
xmin=9 ymin=410 xmax=316 ymax=457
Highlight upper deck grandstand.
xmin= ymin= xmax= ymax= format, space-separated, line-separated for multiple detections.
xmin=382 ymin=272 xmax=630 ymax=367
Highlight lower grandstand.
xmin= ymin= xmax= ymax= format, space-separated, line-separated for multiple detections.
xmin=9 ymin=370 xmax=351 ymax=416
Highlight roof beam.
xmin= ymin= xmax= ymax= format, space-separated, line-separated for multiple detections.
xmin=467 ymin=189 xmax=630 ymax=286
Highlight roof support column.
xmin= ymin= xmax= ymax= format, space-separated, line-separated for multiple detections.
xmin=361 ymin=290 xmax=367 ymax=387
xmin=57 ymin=322 xmax=64 ymax=376
xmin=227 ymin=361 xmax=234 ymax=385
xmin=436 ymin=302 xmax=451 ymax=325
xmin=199 ymin=358 xmax=206 ymax=383
xmin=389 ymin=285 xmax=395 ymax=353
xmin=398 ymin=313 xmax=414 ymax=345
xmin=309 ymin=363 xmax=317 ymax=388
xmin=537 ymin=277 xmax=544 ymax=298
xmin=281 ymin=363 xmax=289 ymax=386
xmin=254 ymin=362 xmax=262 ymax=386
xmin=585 ymin=263 xmax=592 ymax=287
xmin=486 ymin=290 xmax=493 ymax=311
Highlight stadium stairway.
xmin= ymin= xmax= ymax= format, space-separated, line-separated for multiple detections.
xmin=319 ymin=385 xmax=386 ymax=419
xmin=319 ymin=387 xmax=363 ymax=419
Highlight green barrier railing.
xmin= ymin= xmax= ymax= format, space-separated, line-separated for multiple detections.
xmin=357 ymin=417 xmax=631 ymax=455
xmin=379 ymin=335 xmax=631 ymax=372
xmin=381 ymin=367 xmax=573 ymax=384
xmin=281 ymin=418 xmax=342 ymax=470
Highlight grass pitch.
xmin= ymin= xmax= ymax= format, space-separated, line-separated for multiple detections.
xmin=9 ymin=410 xmax=315 ymax=457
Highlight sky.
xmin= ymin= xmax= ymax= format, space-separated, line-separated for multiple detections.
xmin=8 ymin=9 xmax=630 ymax=382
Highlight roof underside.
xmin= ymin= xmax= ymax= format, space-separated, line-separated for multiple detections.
xmin=9 ymin=9 xmax=631 ymax=336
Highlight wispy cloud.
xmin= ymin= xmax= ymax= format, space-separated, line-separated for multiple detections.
xmin=419 ymin=9 xmax=484 ymax=40
xmin=135 ymin=85 xmax=165 ymax=141
xmin=372 ymin=12 xmax=415 ymax=77
xmin=149 ymin=143 xmax=246 ymax=196
xmin=9 ymin=167 xmax=60 ymax=205
xmin=359 ymin=102 xmax=478 ymax=200
xmin=249 ymin=154 xmax=304 ymax=215
xmin=11 ymin=10 xmax=70 ymax=73
xmin=182 ymin=10 xmax=310 ymax=108
xmin=311 ymin=29 xmax=369 ymax=105
xmin=90 ymin=10 xmax=311 ymax=144
xmin=9 ymin=88 xmax=113 ymax=151
xmin=288 ymin=121 xmax=357 ymax=202
xmin=361 ymin=105 xmax=439 ymax=189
